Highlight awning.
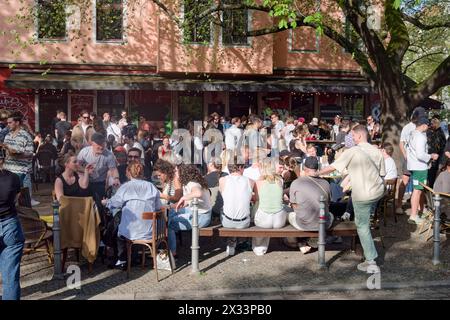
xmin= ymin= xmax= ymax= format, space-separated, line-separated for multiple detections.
xmin=5 ymin=73 xmax=374 ymax=93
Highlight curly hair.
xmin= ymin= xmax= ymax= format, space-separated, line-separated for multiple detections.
xmin=153 ymin=159 xmax=175 ymax=182
xmin=177 ymin=164 xmax=208 ymax=189
xmin=127 ymin=160 xmax=144 ymax=179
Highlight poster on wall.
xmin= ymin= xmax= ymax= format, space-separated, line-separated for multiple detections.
xmin=0 ymin=89 xmax=35 ymax=131
xmin=70 ymin=94 xmax=94 ymax=125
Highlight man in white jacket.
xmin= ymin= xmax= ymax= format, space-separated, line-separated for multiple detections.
xmin=406 ymin=117 xmax=439 ymax=225
xmin=224 ymin=117 xmax=242 ymax=152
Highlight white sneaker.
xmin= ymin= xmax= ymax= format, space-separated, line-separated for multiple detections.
xmin=226 ymin=245 xmax=235 ymax=256
xmin=341 ymin=212 xmax=351 ymax=221
xmin=357 ymin=260 xmax=380 ymax=273
xmin=31 ymin=199 xmax=40 ymax=206
xmin=115 ymin=260 xmax=126 ymax=266
xmin=408 ymin=215 xmax=425 ymax=225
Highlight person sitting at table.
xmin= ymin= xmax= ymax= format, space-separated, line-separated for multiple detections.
xmin=54 ymin=152 xmax=93 ymax=201
xmin=152 ymin=159 xmax=182 ymax=206
xmin=220 ymin=162 xmax=255 ymax=256
xmin=288 ymin=156 xmax=334 ymax=253
xmin=102 ymin=161 xmax=162 ymax=269
xmin=168 ymin=164 xmax=212 ymax=259
xmin=252 ymin=158 xmax=287 ymax=256
xmin=433 ymin=157 xmax=450 ymax=218
xmin=289 ymin=127 xmax=307 ymax=158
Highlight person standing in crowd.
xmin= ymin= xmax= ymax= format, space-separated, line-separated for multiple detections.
xmin=77 ymin=132 xmax=119 ymax=208
xmin=366 ymin=115 xmax=375 ymax=136
xmin=219 ymin=162 xmax=255 ymax=256
xmin=332 ymin=115 xmax=342 ymax=139
xmin=316 ymin=125 xmax=385 ymax=274
xmin=288 ymin=156 xmax=334 ymax=253
xmin=118 ymin=110 xmax=128 ymax=130
xmin=1 ymin=112 xmax=34 ymax=186
xmin=381 ymin=143 xmax=398 ymax=180
xmin=210 ymin=112 xmax=224 ymax=134
xmin=252 ymin=158 xmax=287 ymax=256
xmin=282 ymin=117 xmax=296 ymax=151
xmin=168 ymin=164 xmax=212 ymax=258
xmin=157 ymin=135 xmax=172 ymax=160
xmin=396 ymin=107 xmax=426 ymax=214
xmin=103 ymin=113 xmax=122 ymax=145
xmin=0 ymin=110 xmax=11 ymax=143
xmin=0 ymin=148 xmax=24 ymax=300
xmin=406 ymin=117 xmax=439 ymax=225
xmin=270 ymin=112 xmax=284 ymax=157
xmin=71 ymin=110 xmax=95 ymax=153
xmin=54 ymin=112 xmax=71 ymax=150
xmin=51 ymin=109 xmax=62 ymax=138
xmin=225 ymin=117 xmax=242 ymax=153
xmin=427 ymin=117 xmax=447 ymax=187
xmin=124 ymin=134 xmax=145 ymax=161
xmin=308 ymin=117 xmax=319 ymax=136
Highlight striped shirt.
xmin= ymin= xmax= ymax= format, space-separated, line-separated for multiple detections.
xmin=4 ymin=128 xmax=34 ymax=175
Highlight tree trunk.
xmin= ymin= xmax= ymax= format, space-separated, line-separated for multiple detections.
xmin=379 ymin=79 xmax=409 ymax=172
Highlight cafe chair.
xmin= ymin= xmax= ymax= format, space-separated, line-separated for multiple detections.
xmin=126 ymin=209 xmax=174 ymax=282
xmin=17 ymin=206 xmax=53 ymax=264
xmin=381 ymin=178 xmax=398 ymax=226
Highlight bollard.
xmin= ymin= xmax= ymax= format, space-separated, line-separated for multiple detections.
xmin=432 ymin=194 xmax=442 ymax=266
xmin=318 ymin=195 xmax=327 ymax=269
xmin=52 ymin=200 xmax=64 ymax=280
xmin=191 ymin=197 xmax=200 ymax=274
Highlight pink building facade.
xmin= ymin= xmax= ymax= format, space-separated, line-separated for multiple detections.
xmin=0 ymin=0 xmax=379 ymax=135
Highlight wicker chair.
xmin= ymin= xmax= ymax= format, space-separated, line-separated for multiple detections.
xmin=17 ymin=206 xmax=53 ymax=264
xmin=126 ymin=209 xmax=174 ymax=282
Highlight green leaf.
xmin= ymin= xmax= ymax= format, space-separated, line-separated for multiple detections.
xmin=393 ymin=0 xmax=401 ymax=9
xmin=9 ymin=63 xmax=16 ymax=69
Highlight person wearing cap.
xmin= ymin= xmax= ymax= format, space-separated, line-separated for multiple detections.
xmin=405 ymin=116 xmax=439 ymax=225
xmin=396 ymin=107 xmax=427 ymax=214
xmin=288 ymin=156 xmax=333 ymax=253
xmin=77 ymin=132 xmax=119 ymax=206
xmin=0 ymin=146 xmax=24 ymax=300
xmin=316 ymin=124 xmax=385 ymax=274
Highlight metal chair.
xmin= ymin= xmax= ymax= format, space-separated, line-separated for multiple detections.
xmin=126 ymin=209 xmax=174 ymax=282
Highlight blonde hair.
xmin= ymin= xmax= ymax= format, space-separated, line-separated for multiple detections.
xmin=126 ymin=160 xmax=144 ymax=179
xmin=260 ymin=158 xmax=282 ymax=184
xmin=220 ymin=149 xmax=233 ymax=167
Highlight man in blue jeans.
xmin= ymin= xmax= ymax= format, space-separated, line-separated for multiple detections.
xmin=316 ymin=125 xmax=386 ymax=274
xmin=0 ymin=147 xmax=25 ymax=300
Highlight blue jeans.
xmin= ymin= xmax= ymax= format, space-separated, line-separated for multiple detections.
xmin=0 ymin=216 xmax=25 ymax=300
xmin=353 ymin=199 xmax=380 ymax=261
xmin=168 ymin=207 xmax=211 ymax=254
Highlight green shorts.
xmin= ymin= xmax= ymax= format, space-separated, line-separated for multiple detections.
xmin=411 ymin=170 xmax=428 ymax=190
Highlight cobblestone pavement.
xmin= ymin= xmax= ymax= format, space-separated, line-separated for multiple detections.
xmin=2 ymin=184 xmax=449 ymax=300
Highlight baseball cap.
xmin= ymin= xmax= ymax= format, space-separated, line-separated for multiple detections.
xmin=91 ymin=132 xmax=106 ymax=145
xmin=417 ymin=117 xmax=430 ymax=126
xmin=304 ymin=156 xmax=319 ymax=170
xmin=298 ymin=117 xmax=305 ymax=123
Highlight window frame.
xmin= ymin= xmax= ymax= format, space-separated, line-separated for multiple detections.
xmin=35 ymin=0 xmax=68 ymax=42
xmin=93 ymin=0 xmax=127 ymax=44
xmin=220 ymin=3 xmax=251 ymax=47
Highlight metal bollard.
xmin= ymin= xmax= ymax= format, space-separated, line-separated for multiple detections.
xmin=191 ymin=197 xmax=200 ymax=274
xmin=52 ymin=200 xmax=64 ymax=280
xmin=432 ymin=194 xmax=442 ymax=266
xmin=318 ymin=195 xmax=327 ymax=269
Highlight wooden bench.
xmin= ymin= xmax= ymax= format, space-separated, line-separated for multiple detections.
xmin=199 ymin=221 xmax=359 ymax=252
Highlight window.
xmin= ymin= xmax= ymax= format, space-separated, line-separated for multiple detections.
xmin=222 ymin=0 xmax=248 ymax=45
xmin=342 ymin=94 xmax=364 ymax=120
xmin=178 ymin=92 xmax=204 ymax=128
xmin=96 ymin=0 xmax=124 ymax=41
xmin=97 ymin=91 xmax=125 ymax=119
xmin=37 ymin=0 xmax=67 ymax=40
xmin=183 ymin=0 xmax=211 ymax=43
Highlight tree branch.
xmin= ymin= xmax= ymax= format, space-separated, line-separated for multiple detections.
xmin=403 ymin=51 xmax=445 ymax=74
xmin=197 ymin=3 xmax=270 ymax=21
xmin=152 ymin=0 xmax=182 ymax=27
xmin=408 ymin=55 xmax=450 ymax=106
xmin=385 ymin=1 xmax=410 ymax=64
xmin=401 ymin=12 xmax=450 ymax=30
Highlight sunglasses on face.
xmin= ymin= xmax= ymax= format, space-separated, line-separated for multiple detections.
xmin=83 ymin=116 xmax=89 ymax=119
xmin=128 ymin=155 xmax=139 ymax=159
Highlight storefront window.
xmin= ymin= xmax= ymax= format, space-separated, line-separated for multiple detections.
xmin=130 ymin=91 xmax=171 ymax=134
xmin=97 ymin=90 xmax=125 ymax=119
xmin=342 ymin=94 xmax=364 ymax=121
xmin=39 ymin=91 xmax=67 ymax=136
xmin=291 ymin=93 xmax=314 ymax=122
xmin=319 ymin=94 xmax=341 ymax=122
xmin=178 ymin=92 xmax=203 ymax=129
xmin=229 ymin=92 xmax=257 ymax=118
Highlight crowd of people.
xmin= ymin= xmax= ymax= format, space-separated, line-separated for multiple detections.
xmin=0 ymin=105 xmax=449 ymax=300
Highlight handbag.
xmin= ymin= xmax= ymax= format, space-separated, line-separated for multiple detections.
xmin=156 ymin=249 xmax=172 ymax=271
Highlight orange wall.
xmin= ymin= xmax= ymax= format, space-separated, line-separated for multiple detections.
xmin=0 ymin=0 xmax=158 ymax=66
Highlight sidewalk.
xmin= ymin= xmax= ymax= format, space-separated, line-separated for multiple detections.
xmin=4 ymin=184 xmax=450 ymax=300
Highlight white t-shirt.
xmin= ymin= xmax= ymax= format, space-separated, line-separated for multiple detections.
xmin=225 ymin=125 xmax=243 ymax=150
xmin=183 ymin=182 xmax=211 ymax=214
xmin=243 ymin=166 xmax=261 ymax=181
xmin=384 ymin=157 xmax=398 ymax=180
xmin=400 ymin=122 xmax=416 ymax=144
xmin=406 ymin=130 xmax=431 ymax=171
